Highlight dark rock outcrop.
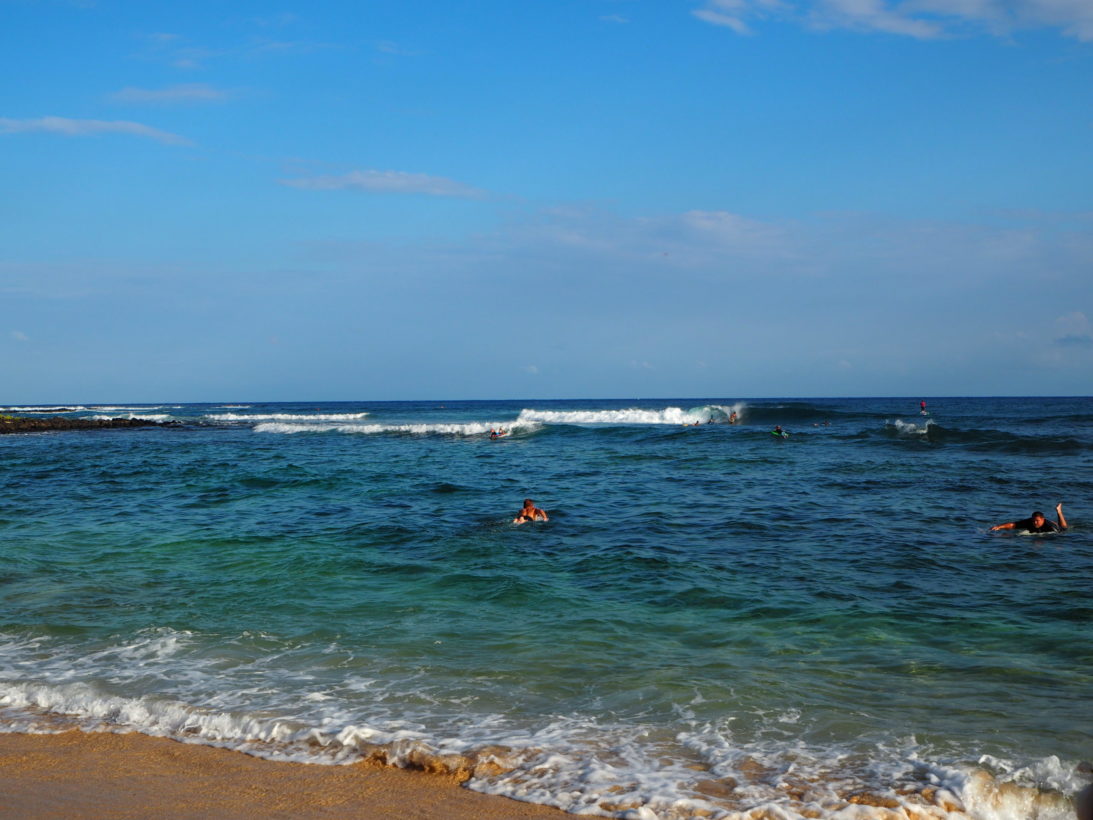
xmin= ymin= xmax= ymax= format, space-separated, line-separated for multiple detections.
xmin=0 ymin=416 xmax=179 ymax=434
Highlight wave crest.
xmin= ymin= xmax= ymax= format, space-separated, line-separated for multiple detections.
xmin=517 ymin=404 xmax=744 ymax=426
xmin=253 ymin=420 xmax=541 ymax=436
xmin=208 ymin=413 xmax=370 ymax=422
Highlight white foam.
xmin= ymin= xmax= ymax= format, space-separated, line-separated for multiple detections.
xmin=888 ymin=418 xmax=932 ymax=436
xmin=1 ymin=405 xmax=87 ymax=412
xmin=0 ymin=629 xmax=1081 ymax=820
xmin=208 ymin=413 xmax=370 ymax=422
xmin=90 ymin=414 xmax=173 ymax=422
xmin=253 ymin=420 xmax=541 ymax=436
xmin=517 ymin=407 xmax=712 ymax=425
xmin=0 ymin=661 xmax=1081 ymax=820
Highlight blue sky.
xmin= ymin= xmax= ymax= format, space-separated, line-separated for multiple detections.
xmin=2 ymin=0 xmax=1091 ymax=401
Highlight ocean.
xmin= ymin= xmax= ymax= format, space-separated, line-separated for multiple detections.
xmin=1 ymin=397 xmax=1090 ymax=819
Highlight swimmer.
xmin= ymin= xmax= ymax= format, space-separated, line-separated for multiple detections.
xmin=513 ymin=498 xmax=548 ymax=524
xmin=990 ymin=502 xmax=1067 ymax=533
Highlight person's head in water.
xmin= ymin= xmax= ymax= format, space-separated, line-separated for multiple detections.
xmin=1031 ymin=511 xmax=1046 ymax=527
xmin=514 ymin=498 xmax=548 ymax=524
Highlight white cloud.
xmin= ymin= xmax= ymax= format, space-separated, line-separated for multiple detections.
xmin=10 ymin=330 xmax=29 ymax=342
xmin=813 ymin=0 xmax=943 ymax=37
xmin=523 ymin=364 xmax=540 ymax=375
xmin=281 ymin=170 xmax=487 ymax=199
xmin=136 ymin=29 xmax=334 ymax=70
xmin=0 ymin=116 xmax=191 ymax=145
xmin=692 ymin=0 xmax=1093 ymax=40
xmin=1053 ymin=311 xmax=1093 ymax=347
xmin=109 ymin=84 xmax=231 ymax=104
xmin=693 ymin=8 xmax=754 ymax=33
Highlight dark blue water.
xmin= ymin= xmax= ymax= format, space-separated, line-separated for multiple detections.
xmin=1 ymin=397 xmax=1090 ymax=819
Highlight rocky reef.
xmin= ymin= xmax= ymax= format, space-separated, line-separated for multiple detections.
xmin=0 ymin=415 xmax=178 ymax=434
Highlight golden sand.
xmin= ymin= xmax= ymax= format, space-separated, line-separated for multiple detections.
xmin=0 ymin=730 xmax=572 ymax=819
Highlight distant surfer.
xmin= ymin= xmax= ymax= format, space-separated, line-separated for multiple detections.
xmin=920 ymin=400 xmax=928 ymax=415
xmin=772 ymin=425 xmax=789 ymax=439
xmin=728 ymin=411 xmax=738 ymax=425
xmin=513 ymin=498 xmax=548 ymax=524
xmin=990 ymin=503 xmax=1067 ymax=533
xmin=489 ymin=427 xmax=507 ymax=440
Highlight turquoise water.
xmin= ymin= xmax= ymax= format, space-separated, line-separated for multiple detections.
xmin=1 ymin=398 xmax=1090 ymax=819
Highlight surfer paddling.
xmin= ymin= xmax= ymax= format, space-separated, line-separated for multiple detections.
xmin=990 ymin=503 xmax=1067 ymax=533
xmin=513 ymin=498 xmax=548 ymax=525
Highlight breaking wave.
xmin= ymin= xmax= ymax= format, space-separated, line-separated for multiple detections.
xmin=208 ymin=412 xmax=371 ymax=422
xmin=0 ymin=671 xmax=1083 ymax=820
xmin=253 ymin=420 xmax=542 ymax=436
xmin=91 ymin=414 xmax=175 ymax=422
xmin=516 ymin=404 xmax=745 ymax=426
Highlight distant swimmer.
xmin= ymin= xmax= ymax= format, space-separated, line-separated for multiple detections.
xmin=513 ymin=498 xmax=548 ymax=524
xmin=990 ymin=503 xmax=1067 ymax=534
xmin=772 ymin=425 xmax=789 ymax=439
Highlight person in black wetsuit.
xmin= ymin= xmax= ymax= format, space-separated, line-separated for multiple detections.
xmin=990 ymin=502 xmax=1067 ymax=533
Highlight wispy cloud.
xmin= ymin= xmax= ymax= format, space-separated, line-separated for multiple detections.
xmin=247 ymin=38 xmax=336 ymax=57
xmin=600 ymin=14 xmax=630 ymax=24
xmin=691 ymin=0 xmax=1093 ymax=40
xmin=1055 ymin=333 xmax=1093 ymax=347
xmin=10 ymin=330 xmax=29 ymax=342
xmin=281 ymin=170 xmax=487 ymax=199
xmin=109 ymin=84 xmax=231 ymax=104
xmin=1054 ymin=311 xmax=1093 ymax=347
xmin=693 ymin=0 xmax=786 ymax=35
xmin=375 ymin=40 xmax=423 ymax=57
xmin=136 ymin=30 xmax=335 ymax=70
xmin=0 ymin=116 xmax=191 ymax=145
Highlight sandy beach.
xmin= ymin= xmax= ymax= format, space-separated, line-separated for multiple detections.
xmin=0 ymin=731 xmax=572 ymax=819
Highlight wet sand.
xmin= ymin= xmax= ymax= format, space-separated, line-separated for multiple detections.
xmin=0 ymin=731 xmax=572 ymax=819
